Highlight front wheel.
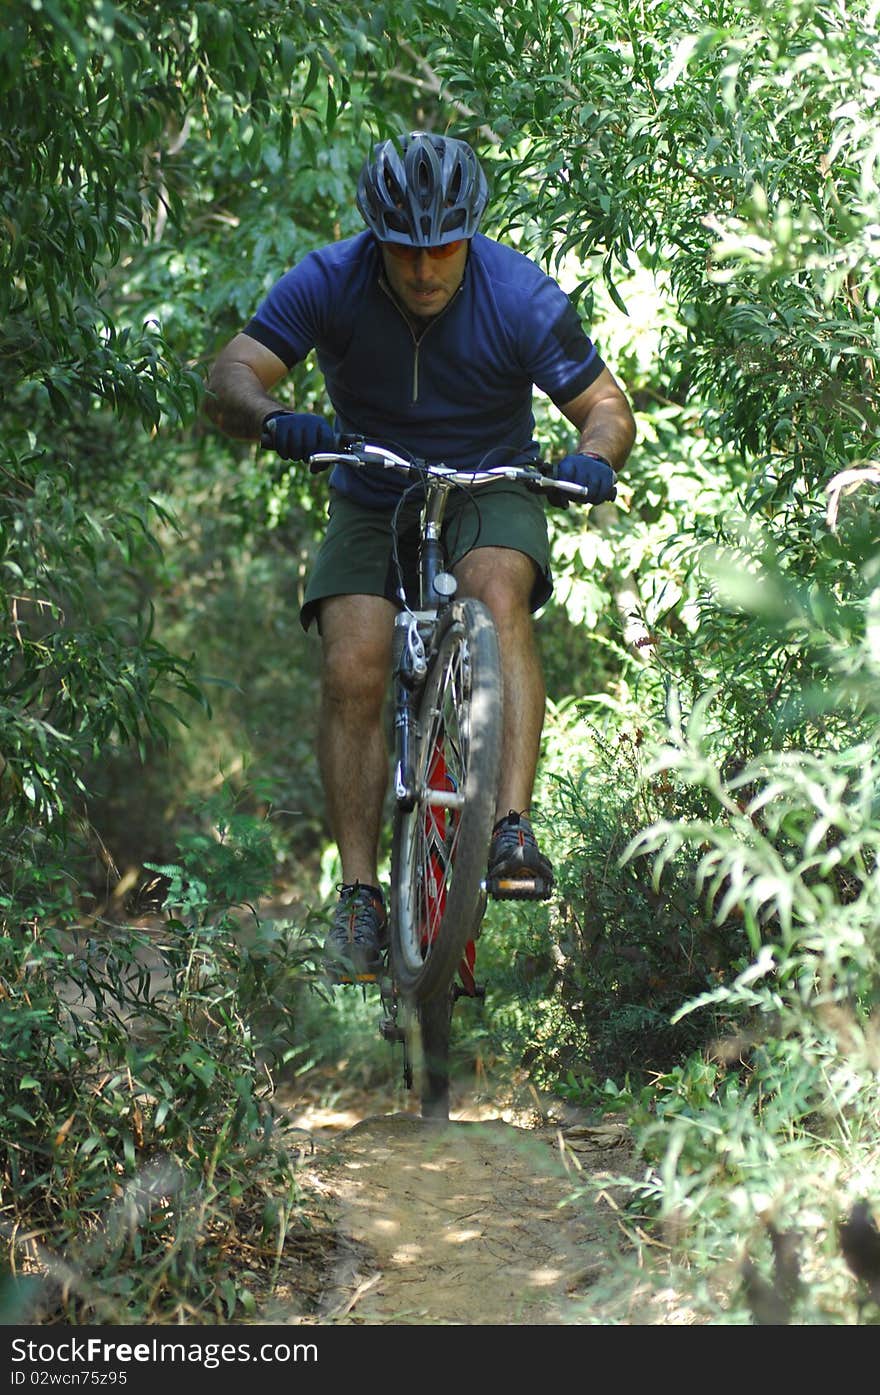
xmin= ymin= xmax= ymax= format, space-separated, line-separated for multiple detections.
xmin=390 ymin=599 xmax=502 ymax=1004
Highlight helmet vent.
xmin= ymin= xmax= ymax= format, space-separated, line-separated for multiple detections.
xmin=441 ymin=208 xmax=466 ymax=233
xmin=385 ymin=210 xmax=409 ymax=233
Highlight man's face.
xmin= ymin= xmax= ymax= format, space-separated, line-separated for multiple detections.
xmin=379 ymin=240 xmax=470 ymax=321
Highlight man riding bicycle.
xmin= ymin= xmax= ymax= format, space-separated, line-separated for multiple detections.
xmin=205 ymin=131 xmax=636 ymax=983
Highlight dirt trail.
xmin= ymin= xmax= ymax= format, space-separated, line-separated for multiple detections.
xmin=266 ymin=1075 xmax=685 ymax=1326
xmin=64 ymin=893 xmax=689 ymax=1325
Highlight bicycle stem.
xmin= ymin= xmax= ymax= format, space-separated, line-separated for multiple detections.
xmin=419 ymin=478 xmax=453 ymax=609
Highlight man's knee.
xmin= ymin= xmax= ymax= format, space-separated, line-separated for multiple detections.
xmin=454 ymin=550 xmax=536 ymax=632
xmin=321 ymin=636 xmax=389 ymax=710
xmin=318 ymin=598 xmax=393 ymax=713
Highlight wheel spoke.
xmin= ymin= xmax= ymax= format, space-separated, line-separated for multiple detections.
xmin=418 ymin=642 xmax=469 ymax=953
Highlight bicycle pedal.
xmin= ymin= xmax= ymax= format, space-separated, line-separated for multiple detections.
xmin=453 ymin=981 xmax=486 ymax=1001
xmin=327 ymin=968 xmax=382 ymax=987
xmin=484 ymin=875 xmax=553 ymax=902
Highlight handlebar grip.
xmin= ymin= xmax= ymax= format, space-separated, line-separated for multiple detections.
xmin=259 ymin=416 xmax=348 ymax=469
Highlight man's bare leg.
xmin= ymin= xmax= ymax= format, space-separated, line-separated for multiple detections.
xmin=452 ymin=548 xmax=545 ymax=821
xmin=316 ymin=593 xmax=396 ymax=886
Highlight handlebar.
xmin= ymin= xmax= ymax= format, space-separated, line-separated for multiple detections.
xmin=260 ymin=426 xmax=616 ymax=506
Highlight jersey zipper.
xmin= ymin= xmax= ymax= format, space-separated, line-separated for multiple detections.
xmin=379 ymin=277 xmax=462 ymax=404
xmin=412 ymin=335 xmax=422 ymax=402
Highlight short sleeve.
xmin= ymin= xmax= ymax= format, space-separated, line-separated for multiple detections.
xmin=242 ymin=251 xmax=332 ymax=369
xmin=519 ymin=278 xmax=605 ymax=405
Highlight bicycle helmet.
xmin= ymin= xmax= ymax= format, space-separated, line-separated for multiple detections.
xmin=356 ymin=131 xmax=489 ymax=247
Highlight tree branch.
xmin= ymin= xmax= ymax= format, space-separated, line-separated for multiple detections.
xmin=391 ymin=43 xmax=503 ymax=145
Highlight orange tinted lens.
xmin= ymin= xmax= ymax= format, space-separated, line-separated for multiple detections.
xmin=428 ymin=239 xmax=465 ymax=259
xmin=383 ymin=240 xmax=465 ymax=261
xmin=384 ymin=243 xmax=419 ymax=261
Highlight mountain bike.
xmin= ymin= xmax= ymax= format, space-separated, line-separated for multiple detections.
xmin=275 ymin=431 xmax=608 ymax=1120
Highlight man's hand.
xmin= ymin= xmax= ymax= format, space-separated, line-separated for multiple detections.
xmin=262 ymin=411 xmax=336 ymax=460
xmin=551 ymin=451 xmax=617 ymax=506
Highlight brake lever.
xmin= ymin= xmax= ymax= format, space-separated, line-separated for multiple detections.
xmin=521 ymin=460 xmax=551 ymax=494
xmin=524 ymin=459 xmax=574 ymax=507
xmin=534 ymin=460 xmax=617 ymax=507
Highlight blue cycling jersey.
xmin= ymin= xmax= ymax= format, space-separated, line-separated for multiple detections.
xmin=243 ymin=230 xmax=605 ymax=507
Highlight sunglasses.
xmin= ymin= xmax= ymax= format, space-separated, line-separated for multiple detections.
xmin=382 ymin=239 xmax=466 ymax=262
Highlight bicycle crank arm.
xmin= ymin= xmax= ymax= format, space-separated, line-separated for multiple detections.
xmin=423 ymin=789 xmax=466 ymax=809
xmin=483 ymin=875 xmax=553 ymax=901
xmin=380 ymin=1018 xmax=407 ymax=1044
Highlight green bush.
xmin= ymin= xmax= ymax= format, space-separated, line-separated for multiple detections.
xmin=0 ymin=800 xmax=321 ymax=1323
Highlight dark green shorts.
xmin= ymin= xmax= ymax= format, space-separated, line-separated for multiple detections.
xmin=301 ymin=480 xmax=553 ymax=631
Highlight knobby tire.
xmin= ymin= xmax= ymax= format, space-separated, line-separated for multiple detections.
xmin=390 ymin=599 xmax=501 ymax=1114
xmin=414 ymin=992 xmax=454 ymax=1120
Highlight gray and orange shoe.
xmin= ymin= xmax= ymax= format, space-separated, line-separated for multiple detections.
xmin=486 ymin=811 xmax=554 ymax=901
xmin=323 ymin=882 xmax=389 ymax=983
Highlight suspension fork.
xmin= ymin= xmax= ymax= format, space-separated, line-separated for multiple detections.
xmin=392 ymin=612 xmax=427 ymax=811
xmin=392 ymin=481 xmax=459 ymax=810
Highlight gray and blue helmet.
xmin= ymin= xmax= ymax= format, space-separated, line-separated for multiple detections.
xmin=357 ymin=131 xmax=489 ymax=246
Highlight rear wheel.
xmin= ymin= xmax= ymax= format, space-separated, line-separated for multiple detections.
xmin=403 ymin=991 xmax=454 ymax=1121
xmin=390 ymin=599 xmax=501 ymax=1006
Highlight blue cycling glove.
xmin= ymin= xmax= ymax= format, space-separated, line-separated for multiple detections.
xmin=262 ymin=411 xmax=336 ymax=461
xmin=550 ymin=452 xmax=617 ymax=506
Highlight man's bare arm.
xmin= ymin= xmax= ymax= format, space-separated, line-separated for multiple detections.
xmin=204 ymin=333 xmax=292 ymax=440
xmin=559 ymin=367 xmax=636 ymax=470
